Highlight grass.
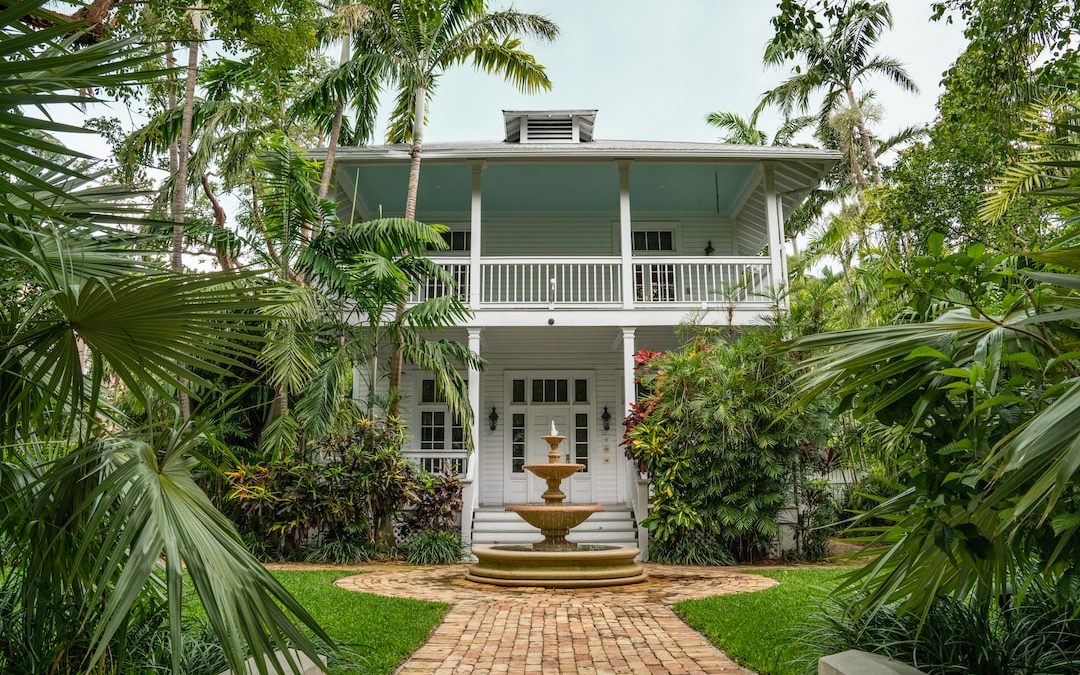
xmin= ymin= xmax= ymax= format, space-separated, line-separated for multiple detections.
xmin=187 ymin=570 xmax=448 ymax=675
xmin=674 ymin=567 xmax=851 ymax=675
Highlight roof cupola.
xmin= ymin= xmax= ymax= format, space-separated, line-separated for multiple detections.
xmin=503 ymin=109 xmax=596 ymax=143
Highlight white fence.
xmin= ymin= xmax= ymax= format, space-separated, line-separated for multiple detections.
xmin=632 ymin=257 xmax=773 ymax=304
xmin=480 ymin=257 xmax=623 ymax=305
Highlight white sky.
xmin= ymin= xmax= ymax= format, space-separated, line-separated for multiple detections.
xmin=390 ymin=0 xmax=966 ymax=146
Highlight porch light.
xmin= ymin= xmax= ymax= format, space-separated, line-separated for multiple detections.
xmin=488 ymin=407 xmax=499 ymax=431
xmin=704 ymin=240 xmax=715 ymax=256
xmin=601 ymin=406 xmax=612 ymax=431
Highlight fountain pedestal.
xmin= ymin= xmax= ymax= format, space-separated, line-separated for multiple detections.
xmin=465 ymin=428 xmax=646 ymax=588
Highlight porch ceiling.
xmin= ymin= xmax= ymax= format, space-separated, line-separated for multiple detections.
xmin=337 ymin=160 xmax=763 ymax=220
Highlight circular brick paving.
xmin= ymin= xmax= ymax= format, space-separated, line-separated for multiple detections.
xmin=335 ymin=564 xmax=775 ymax=674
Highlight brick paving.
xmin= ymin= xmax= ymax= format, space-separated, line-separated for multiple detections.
xmin=335 ymin=564 xmax=775 ymax=674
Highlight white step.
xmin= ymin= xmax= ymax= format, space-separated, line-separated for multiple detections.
xmin=470 ymin=506 xmax=638 ymax=548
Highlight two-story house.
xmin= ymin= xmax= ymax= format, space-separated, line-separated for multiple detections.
xmin=324 ymin=110 xmax=839 ymax=560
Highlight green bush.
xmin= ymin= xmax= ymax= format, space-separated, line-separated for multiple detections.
xmin=650 ymin=534 xmax=735 ymax=566
xmin=401 ymin=529 xmax=463 ymax=565
xmin=624 ymin=326 xmax=837 ymax=562
xmin=802 ymin=586 xmax=1080 ymax=674
xmin=223 ymin=419 xmax=417 ymax=559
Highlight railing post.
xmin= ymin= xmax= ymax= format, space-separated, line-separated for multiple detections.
xmin=618 ymin=161 xmax=634 ymax=309
xmin=469 ymin=161 xmax=483 ymax=307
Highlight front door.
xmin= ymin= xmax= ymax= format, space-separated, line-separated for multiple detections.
xmin=505 ymin=374 xmax=594 ymax=504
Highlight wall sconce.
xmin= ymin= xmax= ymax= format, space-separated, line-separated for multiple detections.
xmin=488 ymin=407 xmax=499 ymax=431
xmin=704 ymin=240 xmax=715 ymax=256
xmin=601 ymin=406 xmax=612 ymax=431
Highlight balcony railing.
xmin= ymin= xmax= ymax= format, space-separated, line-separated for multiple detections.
xmin=482 ymin=257 xmax=622 ymax=305
xmin=632 ymin=257 xmax=773 ymax=304
xmin=403 ymin=449 xmax=467 ymax=475
xmin=408 ymin=256 xmax=774 ymax=307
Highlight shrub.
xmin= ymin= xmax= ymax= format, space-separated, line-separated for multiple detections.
xmin=401 ymin=530 xmax=463 ymax=565
xmin=406 ymin=471 xmax=463 ymax=537
xmin=801 ymin=586 xmax=1080 ymax=674
xmin=787 ymin=478 xmax=842 ymax=562
xmin=223 ymin=418 xmax=417 ymax=559
xmin=624 ymin=326 xmax=837 ymax=562
xmin=650 ymin=534 xmax=735 ymax=566
xmin=304 ymin=538 xmax=373 ymax=565
xmin=841 ymin=465 xmax=902 ymax=529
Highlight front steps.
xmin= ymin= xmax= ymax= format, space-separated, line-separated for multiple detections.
xmin=470 ymin=505 xmax=638 ymax=549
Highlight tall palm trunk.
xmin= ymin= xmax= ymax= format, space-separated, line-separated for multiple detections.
xmin=318 ymin=34 xmax=350 ymax=203
xmin=171 ymin=25 xmax=200 ymax=421
xmin=387 ymin=86 xmax=426 ymax=418
xmin=845 ymin=86 xmax=882 ymax=187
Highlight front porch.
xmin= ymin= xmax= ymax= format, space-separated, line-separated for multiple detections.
xmin=393 ymin=326 xmax=680 ymax=560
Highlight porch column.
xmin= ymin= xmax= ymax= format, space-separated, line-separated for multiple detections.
xmin=469 ymin=161 xmax=484 ymax=307
xmin=763 ymin=162 xmax=788 ymax=304
xmin=621 ymin=326 xmax=649 ymax=561
xmin=462 ymin=327 xmax=482 ymax=548
xmin=618 ymin=160 xmax=634 ymax=309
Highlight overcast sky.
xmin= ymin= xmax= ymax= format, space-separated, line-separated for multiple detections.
xmin=391 ymin=0 xmax=967 ymax=146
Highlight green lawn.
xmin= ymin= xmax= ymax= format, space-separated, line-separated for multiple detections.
xmin=187 ymin=570 xmax=447 ymax=675
xmin=674 ymin=567 xmax=851 ymax=675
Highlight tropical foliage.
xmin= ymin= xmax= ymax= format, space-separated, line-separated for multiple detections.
xmin=624 ymin=323 xmax=839 ymax=563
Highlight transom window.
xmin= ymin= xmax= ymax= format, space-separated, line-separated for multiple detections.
xmin=440 ymin=230 xmax=470 ymax=251
xmin=512 ymin=378 xmax=589 ymax=404
xmin=633 ymin=230 xmax=674 ymax=252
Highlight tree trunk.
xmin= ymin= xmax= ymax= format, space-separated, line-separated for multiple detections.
xmin=171 ymin=27 xmax=200 ymax=421
xmin=387 ymin=87 xmax=426 ymax=418
xmin=846 ymin=87 xmax=882 ymax=187
xmin=199 ymin=171 xmax=234 ymax=271
xmin=317 ymin=33 xmax=351 ymax=203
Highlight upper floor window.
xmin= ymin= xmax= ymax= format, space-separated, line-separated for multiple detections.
xmin=633 ymin=230 xmax=674 ymax=252
xmin=441 ymin=231 xmax=470 ymax=251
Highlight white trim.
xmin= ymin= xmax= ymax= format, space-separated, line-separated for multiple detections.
xmin=763 ymin=163 xmax=786 ymax=304
xmin=618 ymin=161 xmax=634 ymax=309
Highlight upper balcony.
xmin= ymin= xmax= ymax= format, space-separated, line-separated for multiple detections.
xmin=320 ymin=138 xmax=838 ymax=326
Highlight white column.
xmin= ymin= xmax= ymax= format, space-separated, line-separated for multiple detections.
xmin=469 ymin=161 xmax=483 ymax=307
xmin=618 ymin=161 xmax=634 ymax=309
xmin=462 ymin=327 xmax=482 ymax=548
xmin=763 ymin=162 xmax=787 ymax=303
xmin=621 ymin=326 xmax=636 ymax=414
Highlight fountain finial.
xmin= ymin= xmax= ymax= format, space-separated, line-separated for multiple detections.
xmin=550 ymin=420 xmax=558 ymax=436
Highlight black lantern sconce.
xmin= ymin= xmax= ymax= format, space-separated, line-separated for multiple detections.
xmin=488 ymin=407 xmax=499 ymax=431
xmin=601 ymin=406 xmax=612 ymax=431
xmin=704 ymin=240 xmax=715 ymax=256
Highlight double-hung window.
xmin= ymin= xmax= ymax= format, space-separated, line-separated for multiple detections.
xmin=417 ymin=379 xmax=464 ymax=473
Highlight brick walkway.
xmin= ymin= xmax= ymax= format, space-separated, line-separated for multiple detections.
xmin=335 ymin=564 xmax=775 ymax=674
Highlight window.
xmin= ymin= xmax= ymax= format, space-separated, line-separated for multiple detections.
xmin=511 ymin=413 xmax=526 ymax=473
xmin=422 ymin=264 xmax=469 ymax=302
xmin=419 ymin=379 xmax=463 ymax=451
xmin=532 ymin=378 xmax=568 ymax=403
xmin=632 ymin=230 xmax=674 ymax=252
xmin=420 ymin=410 xmax=445 ymax=450
xmin=512 ymin=379 xmax=526 ymax=404
xmin=574 ymin=379 xmax=588 ymax=403
xmin=426 ymin=230 xmax=470 ymax=251
xmin=574 ymin=413 xmax=589 ymax=471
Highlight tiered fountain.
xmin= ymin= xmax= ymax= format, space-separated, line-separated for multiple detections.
xmin=466 ymin=422 xmax=646 ymax=588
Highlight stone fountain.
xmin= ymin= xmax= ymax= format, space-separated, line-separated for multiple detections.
xmin=466 ymin=422 xmax=646 ymax=588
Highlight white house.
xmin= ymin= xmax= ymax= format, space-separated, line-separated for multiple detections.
xmin=325 ymin=110 xmax=839 ymax=559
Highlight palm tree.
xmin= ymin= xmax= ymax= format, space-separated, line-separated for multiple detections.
xmin=0 ymin=8 xmax=330 ymax=671
xmin=757 ymin=0 xmax=917 ymax=186
xmin=351 ymin=0 xmax=558 ymax=407
xmin=705 ymin=110 xmax=815 ymax=146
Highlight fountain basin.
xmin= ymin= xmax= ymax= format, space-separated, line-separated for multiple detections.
xmin=506 ymin=503 xmax=602 ymax=532
xmin=521 ymin=462 xmax=584 ymax=482
xmin=465 ymin=544 xmax=646 ymax=588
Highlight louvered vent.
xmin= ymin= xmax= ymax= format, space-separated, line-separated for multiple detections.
xmin=525 ymin=117 xmax=573 ymax=142
xmin=504 ymin=110 xmax=596 ymax=143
